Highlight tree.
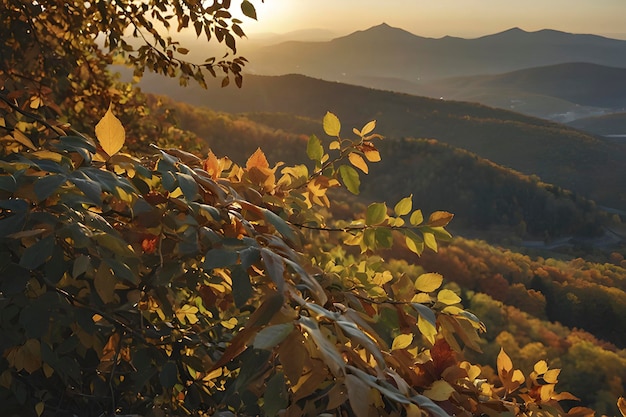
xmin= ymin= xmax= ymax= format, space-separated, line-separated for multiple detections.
xmin=0 ymin=1 xmax=605 ymax=416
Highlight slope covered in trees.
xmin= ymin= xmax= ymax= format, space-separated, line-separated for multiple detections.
xmin=134 ymin=72 xmax=626 ymax=210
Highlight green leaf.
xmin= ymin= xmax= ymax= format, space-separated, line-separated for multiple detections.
xmin=159 ymin=361 xmax=178 ymax=389
xmin=306 ymin=134 xmax=324 ymax=163
xmin=176 ymin=172 xmax=198 ymax=201
xmin=241 ymin=0 xmax=257 ymax=19
xmin=375 ymin=227 xmax=393 ymax=248
xmin=203 ymin=248 xmax=238 ymax=270
xmin=231 ymin=265 xmax=253 ymax=308
xmin=263 ymin=208 xmax=299 ymax=246
xmin=19 ymin=235 xmax=55 ymax=270
xmin=34 ymin=174 xmax=67 ymax=201
xmin=394 ymin=195 xmax=413 ymax=216
xmin=263 ymin=372 xmax=288 ymax=416
xmin=345 ymin=374 xmax=371 ymax=417
xmin=69 ymin=176 xmax=102 ymax=204
xmin=0 ymin=175 xmax=16 ymax=192
xmin=323 ymin=111 xmax=341 ymax=137
xmin=365 ymin=202 xmax=387 ymax=226
xmin=339 ymin=164 xmax=360 ymax=194
xmin=253 ymin=323 xmax=294 ymax=350
xmin=261 ymin=248 xmax=285 ymax=293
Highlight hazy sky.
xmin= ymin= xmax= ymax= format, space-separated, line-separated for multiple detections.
xmin=245 ymin=0 xmax=626 ymax=39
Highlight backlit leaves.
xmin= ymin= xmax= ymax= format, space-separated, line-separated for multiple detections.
xmin=95 ymin=104 xmax=125 ymax=157
xmin=323 ymin=111 xmax=341 ymax=137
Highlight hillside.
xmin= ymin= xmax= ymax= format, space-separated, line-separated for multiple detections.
xmin=414 ymin=63 xmax=626 ymax=120
xmin=243 ymin=24 xmax=626 ymax=83
xmin=133 ymin=72 xmax=626 ymax=210
xmin=158 ymin=98 xmax=614 ymax=244
xmin=568 ymin=112 xmax=626 ymax=136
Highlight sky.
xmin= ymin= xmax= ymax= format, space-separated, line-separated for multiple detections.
xmin=244 ymin=0 xmax=626 ymax=39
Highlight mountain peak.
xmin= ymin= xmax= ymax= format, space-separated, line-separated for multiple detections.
xmin=334 ymin=23 xmax=421 ymax=43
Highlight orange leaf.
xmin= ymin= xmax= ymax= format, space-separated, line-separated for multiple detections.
xmin=246 ymin=147 xmax=269 ymax=170
xmin=427 ymin=211 xmax=454 ymax=227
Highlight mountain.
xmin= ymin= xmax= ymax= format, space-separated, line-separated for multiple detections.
xmin=243 ymin=24 xmax=626 ymax=83
xmin=414 ymin=63 xmax=626 ymax=121
xmin=132 ymin=71 xmax=626 ymax=210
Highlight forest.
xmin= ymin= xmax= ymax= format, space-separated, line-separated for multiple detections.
xmin=1 ymin=1 xmax=625 ymax=417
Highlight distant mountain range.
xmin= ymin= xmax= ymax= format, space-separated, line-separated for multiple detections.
xmin=240 ymin=24 xmax=626 ymax=121
xmin=245 ymin=24 xmax=626 ymax=82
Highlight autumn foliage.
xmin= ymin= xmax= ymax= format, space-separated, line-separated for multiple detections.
xmin=1 ymin=0 xmax=624 ymax=416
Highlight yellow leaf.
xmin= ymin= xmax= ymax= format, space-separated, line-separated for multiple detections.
xmin=497 ymin=348 xmax=513 ymax=373
xmin=221 ymin=317 xmax=238 ymax=329
xmin=417 ymin=315 xmax=437 ymax=345
xmin=32 ymin=150 xmax=63 ymax=162
xmin=360 ymin=120 xmax=376 ymax=136
xmin=329 ymin=140 xmax=340 ymax=150
xmin=35 ymin=402 xmax=44 ymax=417
xmin=348 ymin=152 xmax=368 ymax=173
xmin=424 ymin=380 xmax=455 ymax=401
xmin=534 ymin=360 xmax=548 ymax=375
xmin=414 ymin=273 xmax=443 ymax=293
xmin=411 ymin=293 xmax=431 ymax=303
xmin=363 ymin=147 xmax=381 ymax=162
xmin=540 ymin=384 xmax=554 ymax=401
xmin=391 ymin=334 xmax=413 ymax=351
xmin=423 ymin=232 xmax=437 ymax=252
xmin=95 ymin=104 xmax=125 ymax=157
xmin=13 ymin=129 xmax=36 ymax=150
xmin=437 ymin=289 xmax=461 ymax=305
xmin=543 ymin=368 xmax=560 ymax=384
xmin=410 ymin=209 xmax=423 ymax=226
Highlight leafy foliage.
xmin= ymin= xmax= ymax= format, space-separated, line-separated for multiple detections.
xmin=0 ymin=1 xmax=618 ymax=416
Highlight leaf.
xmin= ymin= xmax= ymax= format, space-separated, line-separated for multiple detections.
xmin=345 ymin=374 xmax=370 ymax=417
xmin=94 ymin=265 xmax=117 ymax=304
xmin=231 ymin=265 xmax=253 ymax=308
xmin=263 ymin=372 xmax=288 ymax=416
xmin=241 ymin=0 xmax=257 ymax=19
xmin=323 ymin=111 xmax=341 ymax=137
xmin=348 ymin=152 xmax=368 ymax=173
xmin=394 ymin=195 xmax=412 ymax=216
xmin=360 ymin=120 xmax=376 ymax=136
xmin=427 ymin=211 xmax=454 ymax=227
xmin=246 ymin=147 xmax=269 ymax=170
xmin=365 ymin=202 xmax=387 ymax=226
xmin=409 ymin=210 xmax=423 ymax=226
xmin=306 ymin=135 xmax=324 ymax=162
xmin=414 ymin=273 xmax=443 ymax=293
xmin=497 ymin=348 xmax=513 ymax=374
xmin=424 ymin=380 xmax=455 ymax=402
xmin=417 ymin=314 xmax=437 ymax=345
xmin=95 ymin=104 xmax=125 ymax=157
xmin=339 ymin=164 xmax=360 ymax=194
xmin=437 ymin=289 xmax=461 ymax=305
xmin=263 ymin=208 xmax=299 ymax=246
xmin=13 ymin=129 xmax=36 ymax=150
xmin=253 ymin=323 xmax=294 ymax=350
xmin=261 ymin=248 xmax=285 ymax=293
xmin=543 ymin=368 xmax=560 ymax=384
xmin=618 ymin=397 xmax=626 ymax=417
xmin=203 ymin=248 xmax=238 ymax=270
xmin=423 ymin=232 xmax=437 ymax=252
xmin=534 ymin=360 xmax=548 ymax=375
xmin=19 ymin=235 xmax=55 ymax=270
xmin=159 ymin=361 xmax=178 ymax=389
xmin=391 ymin=334 xmax=413 ymax=351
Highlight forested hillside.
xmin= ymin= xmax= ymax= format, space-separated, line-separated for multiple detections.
xmin=134 ymin=72 xmax=626 ymax=210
